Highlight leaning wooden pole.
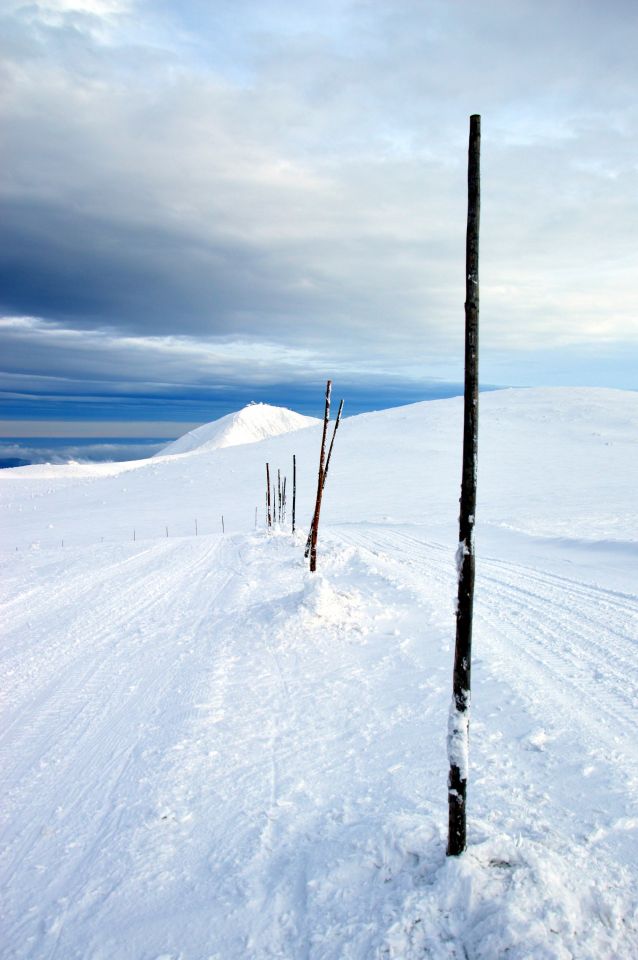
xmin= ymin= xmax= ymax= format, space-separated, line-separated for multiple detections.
xmin=309 ymin=380 xmax=332 ymax=572
xmin=447 ymin=114 xmax=480 ymax=857
xmin=323 ymin=398 xmax=344 ymax=486
xmin=305 ymin=397 xmax=344 ymax=558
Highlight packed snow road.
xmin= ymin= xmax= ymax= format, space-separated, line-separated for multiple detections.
xmin=1 ymin=522 xmax=637 ymax=958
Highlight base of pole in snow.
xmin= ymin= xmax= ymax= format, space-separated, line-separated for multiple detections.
xmin=447 ymin=766 xmax=467 ymax=856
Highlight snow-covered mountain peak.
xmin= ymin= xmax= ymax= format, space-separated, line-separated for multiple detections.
xmin=157 ymin=402 xmax=320 ymax=456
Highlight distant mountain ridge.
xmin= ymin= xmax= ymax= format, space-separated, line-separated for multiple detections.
xmin=156 ymin=403 xmax=320 ymax=456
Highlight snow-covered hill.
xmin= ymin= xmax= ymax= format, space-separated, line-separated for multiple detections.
xmin=157 ymin=402 xmax=319 ymax=456
xmin=1 ymin=387 xmax=637 ymax=958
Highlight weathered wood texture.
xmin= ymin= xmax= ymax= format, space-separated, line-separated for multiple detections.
xmin=448 ymin=114 xmax=480 ymax=857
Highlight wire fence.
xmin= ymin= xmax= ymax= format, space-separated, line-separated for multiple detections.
xmin=9 ymin=508 xmax=302 ymax=553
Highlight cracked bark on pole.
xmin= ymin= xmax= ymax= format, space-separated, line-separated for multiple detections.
xmin=309 ymin=380 xmax=332 ymax=572
xmin=447 ymin=114 xmax=480 ymax=858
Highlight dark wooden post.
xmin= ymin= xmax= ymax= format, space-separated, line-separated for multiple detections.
xmin=266 ymin=463 xmax=272 ymax=528
xmin=447 ymin=114 xmax=480 ymax=857
xmin=309 ymin=380 xmax=332 ymax=572
xmin=292 ymin=454 xmax=296 ymax=533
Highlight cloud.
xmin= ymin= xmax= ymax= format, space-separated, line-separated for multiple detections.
xmin=0 ymin=0 xmax=637 ymax=406
xmin=0 ymin=438 xmax=165 ymax=466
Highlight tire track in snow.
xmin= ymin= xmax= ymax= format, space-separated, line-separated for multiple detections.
xmin=332 ymin=524 xmax=638 ymax=761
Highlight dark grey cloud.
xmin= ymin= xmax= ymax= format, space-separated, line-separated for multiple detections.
xmin=0 ymin=197 xmax=319 ymax=334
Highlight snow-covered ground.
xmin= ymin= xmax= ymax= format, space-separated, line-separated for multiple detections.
xmin=157 ymin=403 xmax=319 ymax=457
xmin=1 ymin=388 xmax=637 ymax=958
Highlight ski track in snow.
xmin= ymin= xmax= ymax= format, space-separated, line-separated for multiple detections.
xmin=333 ymin=525 xmax=638 ymax=758
xmin=1 ymin=537 xmax=245 ymax=958
xmin=1 ymin=521 xmax=637 ymax=958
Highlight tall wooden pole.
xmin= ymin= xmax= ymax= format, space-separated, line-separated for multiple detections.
xmin=309 ymin=380 xmax=332 ymax=572
xmin=266 ymin=463 xmax=272 ymax=528
xmin=447 ymin=114 xmax=480 ymax=857
xmin=292 ymin=454 xmax=296 ymax=533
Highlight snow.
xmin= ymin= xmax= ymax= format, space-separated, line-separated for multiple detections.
xmin=447 ymin=699 xmax=470 ymax=781
xmin=156 ymin=402 xmax=319 ymax=456
xmin=1 ymin=386 xmax=637 ymax=958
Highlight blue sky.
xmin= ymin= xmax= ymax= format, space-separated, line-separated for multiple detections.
xmin=1 ymin=0 xmax=636 ymax=445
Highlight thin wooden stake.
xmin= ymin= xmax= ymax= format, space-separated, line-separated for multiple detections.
xmin=221 ymin=515 xmax=225 ymax=534
xmin=309 ymin=380 xmax=332 ymax=572
xmin=195 ymin=518 xmax=198 ymax=536
xmin=323 ymin=397 xmax=344 ymax=486
xmin=255 ymin=505 xmax=258 ymax=529
xmin=447 ymin=113 xmax=481 ymax=858
xmin=266 ymin=463 xmax=272 ymax=528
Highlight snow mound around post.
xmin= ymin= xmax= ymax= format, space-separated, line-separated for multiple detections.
xmin=156 ymin=403 xmax=320 ymax=456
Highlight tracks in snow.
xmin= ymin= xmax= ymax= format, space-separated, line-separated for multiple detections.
xmin=332 ymin=524 xmax=638 ymax=761
xmin=2 ymin=525 xmax=637 ymax=958
xmin=0 ymin=535 xmax=246 ymax=958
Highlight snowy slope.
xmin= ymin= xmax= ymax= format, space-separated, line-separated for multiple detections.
xmin=156 ymin=402 xmax=319 ymax=456
xmin=1 ymin=387 xmax=637 ymax=959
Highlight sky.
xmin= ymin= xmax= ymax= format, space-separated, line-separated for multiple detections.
xmin=1 ymin=0 xmax=637 ymax=456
